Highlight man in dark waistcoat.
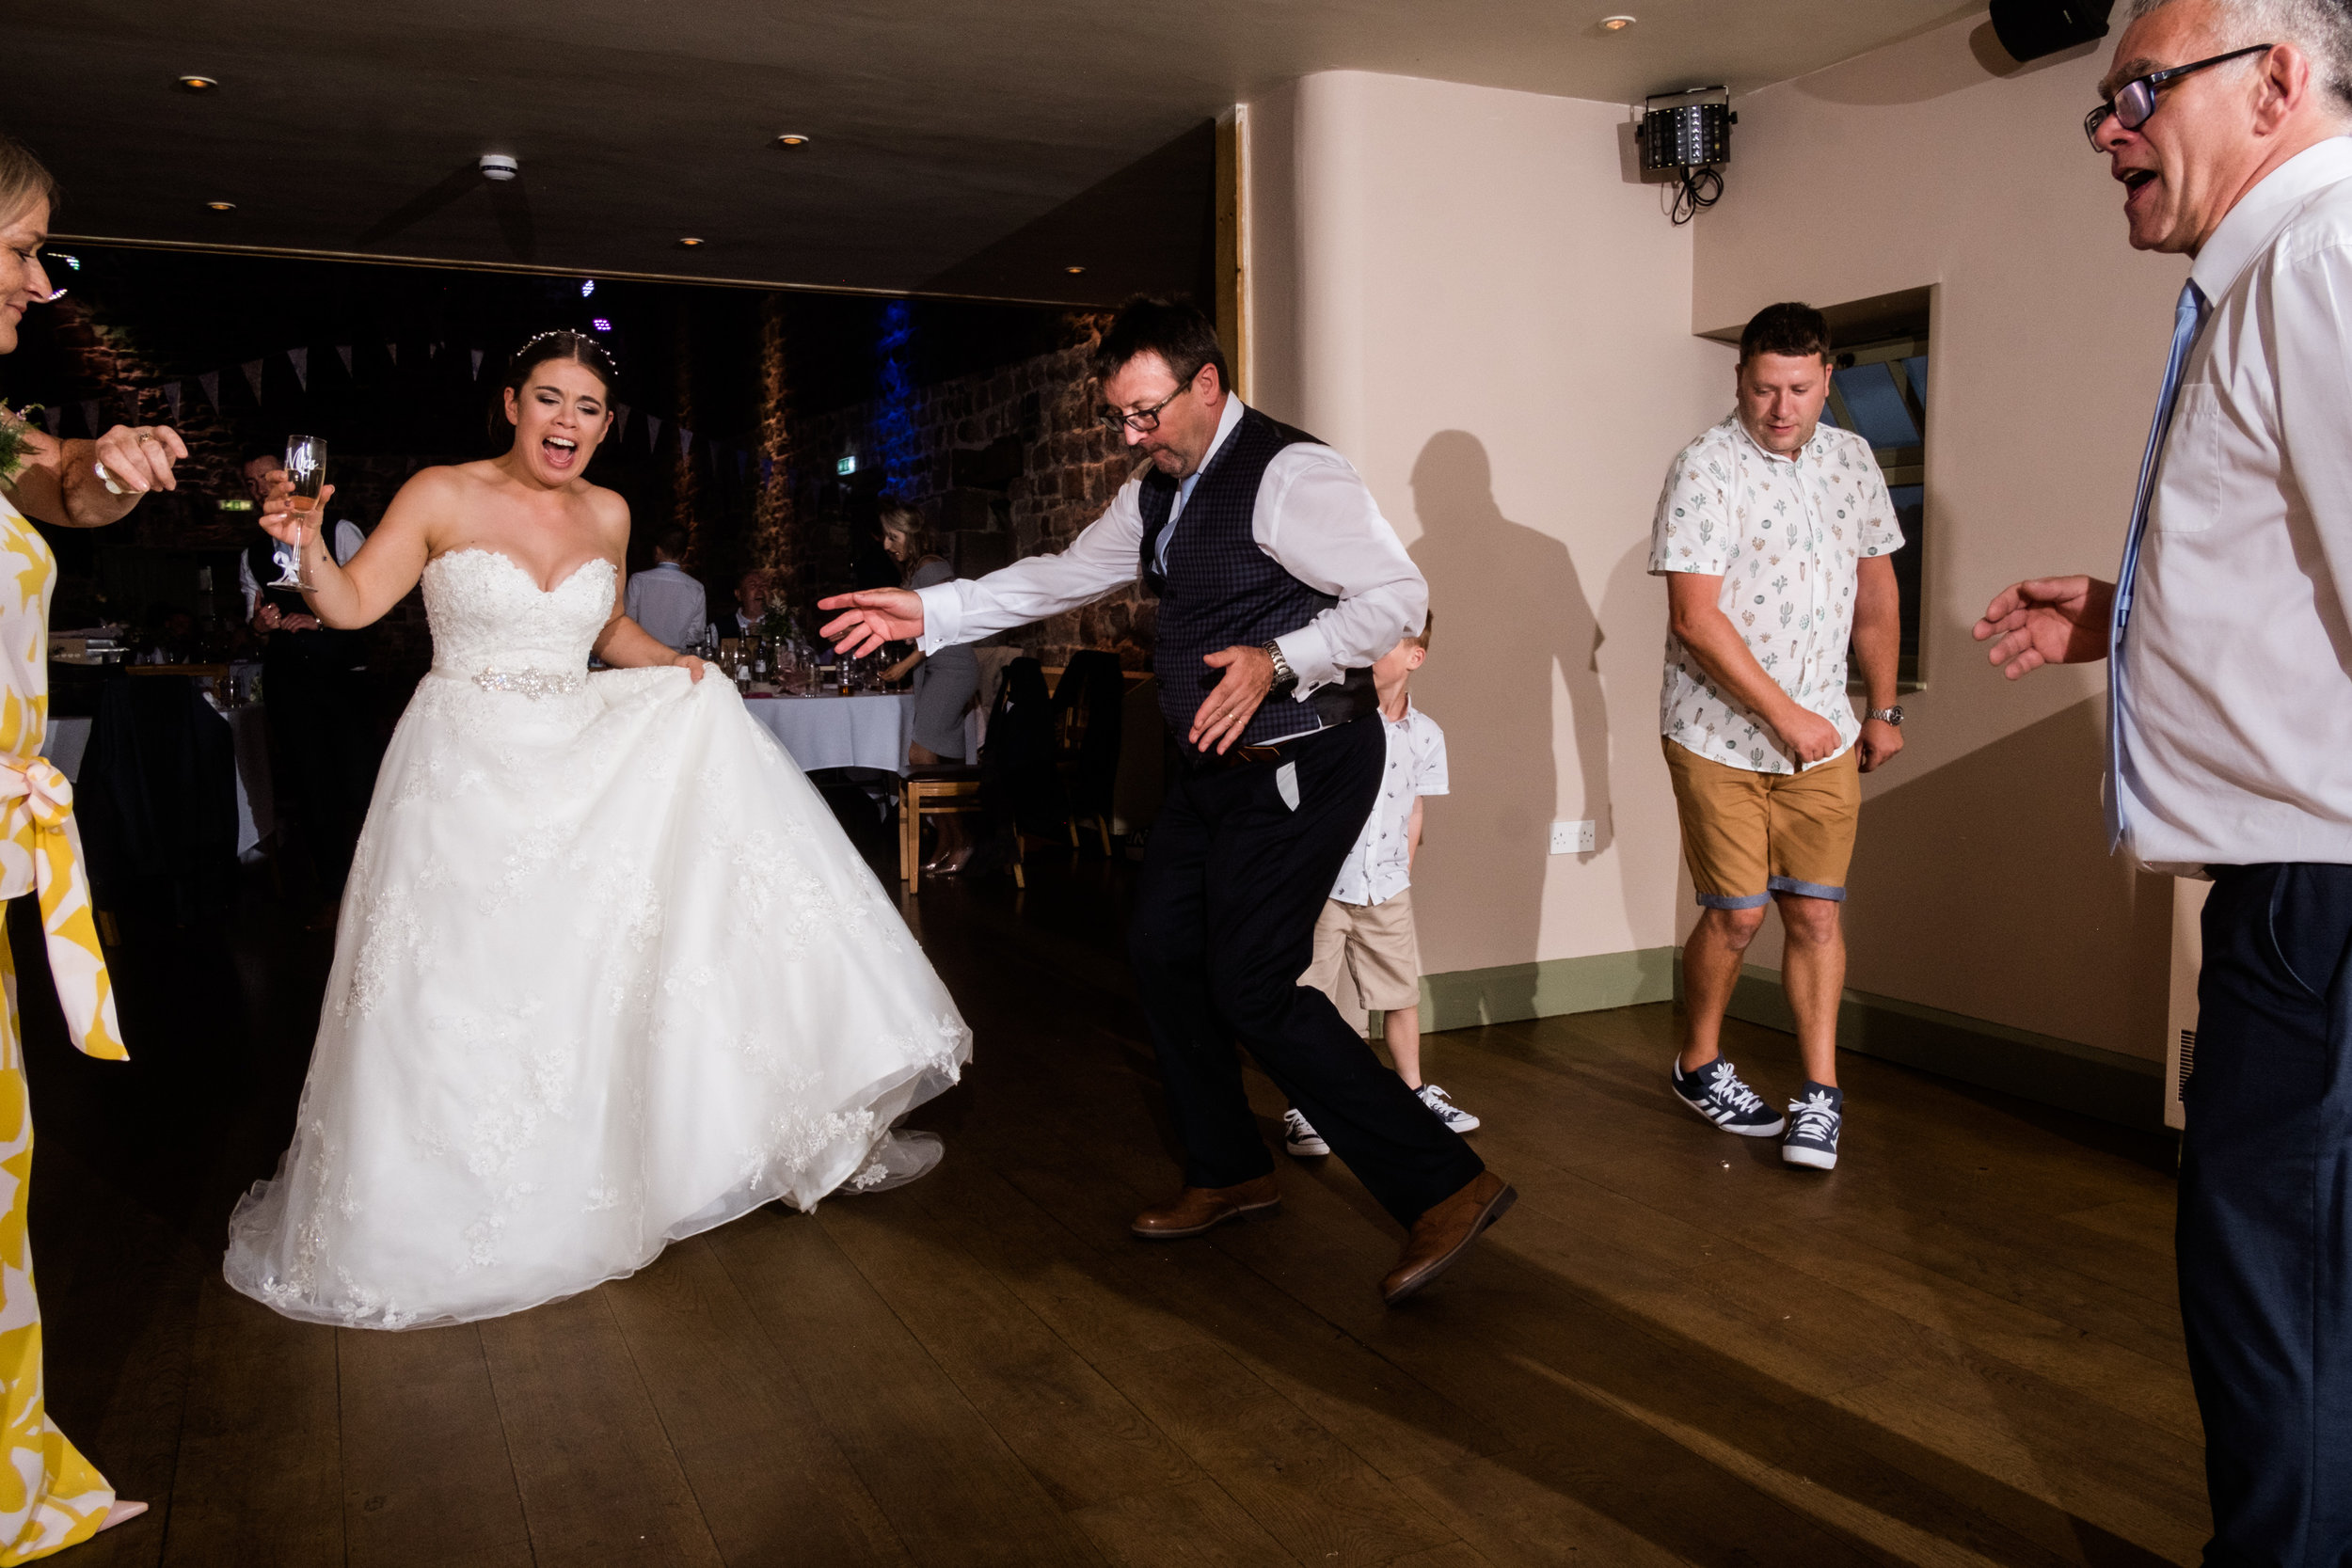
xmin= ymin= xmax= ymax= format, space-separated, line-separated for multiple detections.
xmin=238 ymin=448 xmax=381 ymax=905
xmin=821 ymin=298 xmax=1512 ymax=1305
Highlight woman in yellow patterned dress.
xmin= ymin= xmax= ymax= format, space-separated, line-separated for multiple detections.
xmin=0 ymin=131 xmax=191 ymax=1559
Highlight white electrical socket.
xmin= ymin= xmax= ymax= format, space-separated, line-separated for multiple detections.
xmin=1549 ymin=819 xmax=1597 ymax=855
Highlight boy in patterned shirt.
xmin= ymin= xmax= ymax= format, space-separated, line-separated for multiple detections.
xmin=1649 ymin=302 xmax=1907 ymax=1172
xmin=1285 ymin=613 xmax=1476 ymax=1158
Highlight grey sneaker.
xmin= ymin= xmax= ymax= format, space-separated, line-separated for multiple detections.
xmin=1282 ymin=1107 xmax=1329 ymax=1158
xmin=1782 ymin=1084 xmax=1843 ymax=1170
xmin=1415 ymin=1083 xmax=1481 ymax=1133
xmin=1671 ymin=1057 xmax=1788 ymax=1137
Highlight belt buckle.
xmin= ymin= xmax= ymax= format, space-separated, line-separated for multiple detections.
xmin=1236 ymin=744 xmax=1281 ymax=764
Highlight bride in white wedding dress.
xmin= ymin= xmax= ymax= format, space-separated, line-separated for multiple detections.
xmin=223 ymin=331 xmax=969 ymax=1329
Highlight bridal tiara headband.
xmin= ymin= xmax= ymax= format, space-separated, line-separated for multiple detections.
xmin=513 ymin=328 xmax=621 ymax=379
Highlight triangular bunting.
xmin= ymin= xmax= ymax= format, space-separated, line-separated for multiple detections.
xmin=336 ymin=344 xmax=353 ymax=375
xmin=385 ymin=342 xmax=398 ymax=366
xmin=680 ymin=429 xmax=695 ymax=456
xmin=469 ymin=349 xmax=484 ymax=378
xmin=759 ymin=456 xmax=774 ymax=484
xmin=288 ymin=346 xmax=309 ymax=388
xmin=164 ymin=383 xmax=183 ymax=424
xmin=198 ymin=371 xmax=219 ymax=407
xmin=646 ymin=415 xmax=664 ymax=450
xmin=78 ymin=401 xmax=99 ymax=436
xmin=613 ymin=404 xmax=629 ymax=440
xmin=240 ymin=359 xmax=264 ymax=403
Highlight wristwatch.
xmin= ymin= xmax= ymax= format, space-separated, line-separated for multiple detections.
xmin=1868 ymin=705 xmax=1904 ymax=726
xmin=1263 ymin=641 xmax=1297 ymax=689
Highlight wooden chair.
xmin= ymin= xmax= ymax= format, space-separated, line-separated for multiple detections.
xmin=898 ymin=768 xmax=1022 ymax=890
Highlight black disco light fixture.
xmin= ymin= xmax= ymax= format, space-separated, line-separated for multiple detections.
xmin=1989 ymin=0 xmax=2115 ymax=63
xmin=1637 ymin=86 xmax=1735 ymax=225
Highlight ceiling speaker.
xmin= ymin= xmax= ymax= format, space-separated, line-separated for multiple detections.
xmin=1989 ymin=0 xmax=2115 ymax=63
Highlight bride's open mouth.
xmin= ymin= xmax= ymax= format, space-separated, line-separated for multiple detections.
xmin=543 ymin=435 xmax=580 ymax=468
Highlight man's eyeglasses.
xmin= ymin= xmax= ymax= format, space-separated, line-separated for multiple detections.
xmin=1097 ymin=383 xmax=1185 ymax=436
xmin=2084 ymin=42 xmax=2274 ymax=150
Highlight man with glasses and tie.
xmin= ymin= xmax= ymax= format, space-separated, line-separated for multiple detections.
xmin=1975 ymin=0 xmax=2352 ymax=1556
xmin=819 ymin=296 xmax=1510 ymax=1306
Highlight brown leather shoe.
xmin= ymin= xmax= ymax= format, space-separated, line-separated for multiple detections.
xmin=1131 ymin=1174 xmax=1281 ymax=1240
xmin=1381 ymin=1171 xmax=1516 ymax=1306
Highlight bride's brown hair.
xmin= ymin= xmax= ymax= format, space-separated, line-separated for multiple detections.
xmin=503 ymin=330 xmax=618 ymax=399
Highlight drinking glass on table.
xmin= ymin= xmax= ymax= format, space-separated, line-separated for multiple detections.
xmin=272 ymin=435 xmax=327 ymax=590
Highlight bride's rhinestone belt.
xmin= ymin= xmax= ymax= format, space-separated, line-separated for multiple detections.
xmin=469 ymin=666 xmax=585 ymax=699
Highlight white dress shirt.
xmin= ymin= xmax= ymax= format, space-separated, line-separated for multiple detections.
xmin=1648 ymin=415 xmax=1903 ymax=774
xmin=1329 ymin=703 xmax=1449 ymax=907
xmin=624 ymin=561 xmax=707 ymax=653
xmin=2120 ymin=135 xmax=2352 ymax=871
xmin=913 ymin=397 xmax=1427 ymax=717
xmin=240 ymin=520 xmax=366 ymax=620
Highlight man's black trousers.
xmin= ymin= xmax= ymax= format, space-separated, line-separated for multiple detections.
xmin=1126 ymin=715 xmax=1484 ymax=1228
xmin=2183 ymin=863 xmax=2352 ymax=1566
xmin=262 ymin=652 xmax=381 ymax=891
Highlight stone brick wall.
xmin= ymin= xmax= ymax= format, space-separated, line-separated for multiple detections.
xmin=784 ymin=310 xmax=1156 ymax=670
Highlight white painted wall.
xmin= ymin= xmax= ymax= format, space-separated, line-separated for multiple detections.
xmin=1245 ymin=71 xmax=1727 ymax=984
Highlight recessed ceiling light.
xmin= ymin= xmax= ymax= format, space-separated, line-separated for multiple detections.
xmin=1600 ymin=14 xmax=1635 ymax=30
xmin=774 ymin=133 xmax=811 ymax=148
xmin=205 ymin=200 xmax=236 ymax=212
xmin=176 ymin=74 xmax=219 ymax=92
xmin=1064 ymin=265 xmax=1087 ymax=275
xmin=678 ymin=236 xmax=705 ymax=247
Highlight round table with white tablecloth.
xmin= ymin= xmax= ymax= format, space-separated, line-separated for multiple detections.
xmin=40 ymin=705 xmax=275 ymax=859
xmin=740 ymin=692 xmax=914 ymax=774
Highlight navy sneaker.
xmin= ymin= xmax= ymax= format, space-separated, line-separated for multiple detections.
xmin=1782 ymin=1084 xmax=1843 ymax=1170
xmin=1282 ymin=1107 xmax=1330 ymax=1158
xmin=1671 ymin=1057 xmax=1787 ymax=1137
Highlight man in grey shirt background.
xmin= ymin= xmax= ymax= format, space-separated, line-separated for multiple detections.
xmin=1976 ymin=0 xmax=2352 ymax=1555
xmin=623 ymin=527 xmax=706 ymax=653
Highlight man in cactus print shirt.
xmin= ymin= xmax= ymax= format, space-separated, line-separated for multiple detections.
xmin=1646 ymin=301 xmax=1906 ymax=1173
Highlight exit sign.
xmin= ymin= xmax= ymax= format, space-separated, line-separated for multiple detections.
xmin=835 ymin=454 xmax=857 ymax=476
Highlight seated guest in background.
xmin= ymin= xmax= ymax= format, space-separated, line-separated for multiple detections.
xmin=1975 ymin=3 xmax=2352 ymax=1555
xmin=239 ymin=444 xmax=377 ymax=909
xmin=727 ymin=568 xmax=768 ymax=639
xmin=879 ymin=504 xmax=981 ymax=871
xmin=623 ymin=527 xmax=705 ymax=651
xmin=1651 ymin=301 xmax=1906 ymax=1174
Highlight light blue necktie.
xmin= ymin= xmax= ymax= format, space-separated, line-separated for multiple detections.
xmin=1153 ymin=469 xmax=1203 ymax=576
xmin=2106 ymin=278 xmax=2211 ymax=847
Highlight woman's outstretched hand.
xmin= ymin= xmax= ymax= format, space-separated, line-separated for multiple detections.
xmin=818 ymin=589 xmax=925 ymax=657
xmin=1972 ymin=575 xmax=2115 ymax=679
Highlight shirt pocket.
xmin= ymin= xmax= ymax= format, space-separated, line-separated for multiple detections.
xmin=2152 ymin=383 xmax=2222 ymax=534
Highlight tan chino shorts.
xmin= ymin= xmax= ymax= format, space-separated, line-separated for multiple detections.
xmin=1300 ymin=890 xmax=1422 ymax=1013
xmin=1662 ymin=736 xmax=1860 ymax=910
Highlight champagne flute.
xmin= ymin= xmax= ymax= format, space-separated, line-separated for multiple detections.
xmin=272 ymin=435 xmax=327 ymax=590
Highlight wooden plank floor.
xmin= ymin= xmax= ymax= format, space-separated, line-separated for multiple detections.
xmin=8 ymin=845 xmax=2202 ymax=1566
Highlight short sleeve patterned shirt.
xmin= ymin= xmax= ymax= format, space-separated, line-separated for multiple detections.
xmin=1647 ymin=413 xmax=1904 ymax=775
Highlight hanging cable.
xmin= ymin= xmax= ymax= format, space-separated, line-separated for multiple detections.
xmin=1670 ymin=165 xmax=1724 ymax=225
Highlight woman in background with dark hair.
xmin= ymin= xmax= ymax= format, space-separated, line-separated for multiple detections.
xmin=225 ymin=330 xmax=969 ymax=1330
xmin=879 ymin=502 xmax=981 ymax=871
xmin=0 ymin=127 xmax=168 ymax=1559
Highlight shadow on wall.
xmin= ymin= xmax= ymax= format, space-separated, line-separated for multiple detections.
xmin=1845 ymin=692 xmax=2174 ymax=1060
xmin=1406 ymin=431 xmax=1609 ymax=999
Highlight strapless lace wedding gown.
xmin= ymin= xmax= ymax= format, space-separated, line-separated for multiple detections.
xmin=224 ymin=548 xmax=970 ymax=1329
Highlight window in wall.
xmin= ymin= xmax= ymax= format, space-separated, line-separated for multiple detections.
xmin=1820 ymin=332 xmax=1926 ymax=689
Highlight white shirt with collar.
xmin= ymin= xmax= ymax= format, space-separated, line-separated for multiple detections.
xmin=2122 ymin=135 xmax=2352 ymax=870
xmin=624 ymin=560 xmax=707 ymax=653
xmin=1328 ymin=701 xmax=1449 ymax=907
xmin=239 ymin=519 xmax=366 ymax=621
xmin=1648 ymin=414 xmax=1903 ymax=774
xmin=912 ymin=395 xmax=1427 ymax=711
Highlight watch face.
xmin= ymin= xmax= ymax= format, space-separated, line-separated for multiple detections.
xmin=1882 ymin=706 xmax=1903 ymax=725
